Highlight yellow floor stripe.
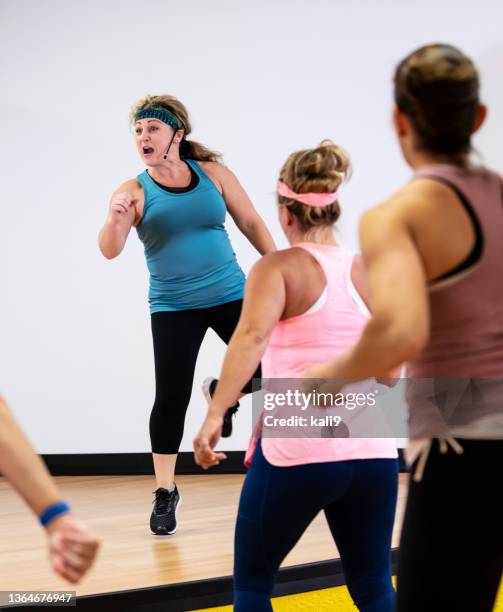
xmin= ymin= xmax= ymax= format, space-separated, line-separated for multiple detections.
xmin=191 ymin=577 xmax=503 ymax=611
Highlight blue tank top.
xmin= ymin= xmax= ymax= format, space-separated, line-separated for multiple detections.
xmin=136 ymin=159 xmax=245 ymax=312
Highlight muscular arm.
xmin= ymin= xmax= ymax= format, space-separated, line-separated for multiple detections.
xmin=350 ymin=254 xmax=401 ymax=384
xmin=203 ymin=162 xmax=276 ymax=255
xmin=208 ymin=256 xmax=286 ymax=417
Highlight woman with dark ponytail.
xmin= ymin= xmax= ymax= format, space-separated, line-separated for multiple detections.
xmin=99 ymin=95 xmax=275 ymax=535
xmin=307 ymin=44 xmax=503 ymax=611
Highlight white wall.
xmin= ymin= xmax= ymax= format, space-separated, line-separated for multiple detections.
xmin=1 ymin=0 xmax=502 ymax=453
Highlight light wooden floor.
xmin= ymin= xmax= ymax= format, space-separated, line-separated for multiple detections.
xmin=0 ymin=473 xmax=409 ymax=597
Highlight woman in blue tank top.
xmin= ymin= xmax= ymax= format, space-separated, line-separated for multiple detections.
xmin=98 ymin=95 xmax=275 ymax=535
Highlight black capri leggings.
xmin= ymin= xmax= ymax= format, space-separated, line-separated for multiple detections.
xmin=397 ymin=438 xmax=503 ymax=612
xmin=149 ymin=299 xmax=261 ymax=454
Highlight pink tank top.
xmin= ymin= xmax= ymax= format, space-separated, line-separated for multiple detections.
xmin=244 ymin=243 xmax=398 ymax=467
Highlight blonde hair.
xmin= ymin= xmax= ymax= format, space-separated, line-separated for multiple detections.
xmin=278 ymin=140 xmax=351 ymax=236
xmin=130 ymin=95 xmax=222 ymax=162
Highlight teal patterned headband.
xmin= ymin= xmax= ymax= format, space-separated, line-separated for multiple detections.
xmin=134 ymin=105 xmax=184 ymax=130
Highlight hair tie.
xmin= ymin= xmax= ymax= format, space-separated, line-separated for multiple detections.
xmin=277 ymin=181 xmax=339 ymax=208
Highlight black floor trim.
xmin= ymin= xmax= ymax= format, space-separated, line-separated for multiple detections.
xmin=41 ymin=452 xmax=247 ymax=476
xmin=0 ymin=552 xmax=399 ymax=610
xmin=40 ymin=450 xmax=408 ymax=476
xmin=54 ymin=550 xmax=397 ymax=612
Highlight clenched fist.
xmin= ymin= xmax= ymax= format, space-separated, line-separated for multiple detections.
xmin=109 ymin=192 xmax=135 ymax=221
xmin=46 ymin=515 xmax=100 ymax=584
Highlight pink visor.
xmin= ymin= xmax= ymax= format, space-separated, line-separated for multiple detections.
xmin=277 ymin=181 xmax=339 ymax=207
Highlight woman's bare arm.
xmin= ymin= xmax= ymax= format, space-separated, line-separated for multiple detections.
xmin=202 ymin=162 xmax=276 ymax=255
xmin=208 ymin=254 xmax=286 ymax=415
xmin=98 ymin=179 xmax=142 ymax=259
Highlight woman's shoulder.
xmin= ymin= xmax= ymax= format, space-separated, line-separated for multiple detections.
xmin=114 ymin=177 xmax=143 ymax=195
xmin=198 ymin=160 xmax=229 ymax=177
xmin=253 ymin=247 xmax=315 ymax=272
xmin=198 ymin=160 xmax=224 ymax=170
xmin=361 ymin=178 xmax=454 ymax=229
xmin=196 ymin=160 xmax=228 ymax=193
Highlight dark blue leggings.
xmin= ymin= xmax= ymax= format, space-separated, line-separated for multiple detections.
xmin=234 ymin=440 xmax=399 ymax=611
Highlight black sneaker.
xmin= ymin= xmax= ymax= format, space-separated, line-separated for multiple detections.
xmin=150 ymin=485 xmax=181 ymax=535
xmin=202 ymin=377 xmax=240 ymax=438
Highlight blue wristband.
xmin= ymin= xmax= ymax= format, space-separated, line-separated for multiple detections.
xmin=39 ymin=502 xmax=71 ymax=527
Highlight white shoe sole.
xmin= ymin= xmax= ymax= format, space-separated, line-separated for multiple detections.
xmin=167 ymin=495 xmax=182 ymax=535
